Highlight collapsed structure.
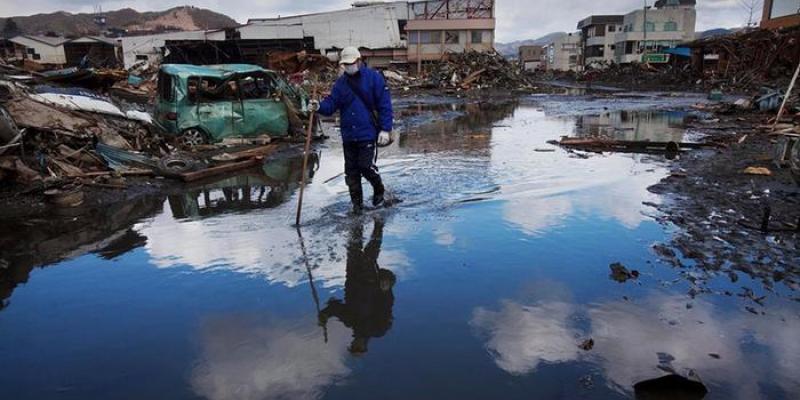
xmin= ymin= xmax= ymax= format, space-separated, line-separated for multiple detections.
xmin=120 ymin=1 xmax=496 ymax=73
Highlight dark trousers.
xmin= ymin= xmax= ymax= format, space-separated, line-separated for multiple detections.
xmin=343 ymin=140 xmax=384 ymax=205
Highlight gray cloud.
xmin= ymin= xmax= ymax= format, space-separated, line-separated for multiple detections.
xmin=0 ymin=0 xmax=762 ymax=42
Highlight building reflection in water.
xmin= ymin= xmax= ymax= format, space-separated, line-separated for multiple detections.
xmin=575 ymin=110 xmax=689 ymax=143
xmin=319 ymin=215 xmax=395 ymax=355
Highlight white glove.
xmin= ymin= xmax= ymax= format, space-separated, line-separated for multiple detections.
xmin=377 ymin=130 xmax=392 ymax=146
xmin=308 ymin=99 xmax=320 ymax=112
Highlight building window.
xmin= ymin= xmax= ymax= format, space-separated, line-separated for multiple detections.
xmin=664 ymin=21 xmax=678 ymax=31
xmin=445 ymin=31 xmax=460 ymax=44
xmin=26 ymin=48 xmax=35 ymax=55
xmin=136 ymin=55 xmax=149 ymax=61
xmin=32 ymin=53 xmax=41 ymax=60
xmin=471 ymin=30 xmax=489 ymax=44
xmin=771 ymin=0 xmax=800 ymax=19
xmin=645 ymin=22 xmax=655 ymax=32
xmin=608 ymin=25 xmax=616 ymax=32
xmin=409 ymin=31 xmax=442 ymax=44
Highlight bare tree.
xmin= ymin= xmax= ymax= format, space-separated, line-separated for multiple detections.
xmin=739 ymin=0 xmax=763 ymax=28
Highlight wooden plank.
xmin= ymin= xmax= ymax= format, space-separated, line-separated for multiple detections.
xmin=213 ymin=144 xmax=279 ymax=162
xmin=179 ymin=156 xmax=263 ymax=182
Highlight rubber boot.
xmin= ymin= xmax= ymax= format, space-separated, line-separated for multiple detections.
xmin=366 ymin=175 xmax=385 ymax=207
xmin=346 ymin=176 xmax=364 ymax=214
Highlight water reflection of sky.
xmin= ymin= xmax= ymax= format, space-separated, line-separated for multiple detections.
xmin=1 ymin=96 xmax=798 ymax=400
xmin=471 ymin=285 xmax=800 ymax=399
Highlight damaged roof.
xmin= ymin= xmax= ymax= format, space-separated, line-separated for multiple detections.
xmin=160 ymin=64 xmax=270 ymax=78
xmin=10 ymin=35 xmax=69 ymax=47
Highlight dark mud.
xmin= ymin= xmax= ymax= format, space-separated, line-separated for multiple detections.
xmin=648 ymin=109 xmax=800 ymax=300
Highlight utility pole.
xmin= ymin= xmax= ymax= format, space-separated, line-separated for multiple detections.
xmin=642 ymin=0 xmax=648 ymax=59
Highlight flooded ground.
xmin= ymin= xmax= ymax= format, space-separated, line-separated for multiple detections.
xmin=1 ymin=93 xmax=798 ymax=400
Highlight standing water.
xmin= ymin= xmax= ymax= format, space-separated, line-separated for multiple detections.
xmin=1 ymin=94 xmax=798 ymax=400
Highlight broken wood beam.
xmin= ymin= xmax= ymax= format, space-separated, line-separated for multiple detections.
xmin=179 ymin=156 xmax=264 ymax=182
xmin=551 ymin=138 xmax=718 ymax=152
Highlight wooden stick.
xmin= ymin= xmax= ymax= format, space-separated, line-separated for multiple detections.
xmin=295 ymin=88 xmax=317 ymax=227
xmin=772 ymin=57 xmax=800 ymax=132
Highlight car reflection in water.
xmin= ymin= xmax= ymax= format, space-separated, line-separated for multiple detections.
xmin=318 ymin=215 xmax=395 ymax=355
xmin=166 ymin=151 xmax=320 ymax=219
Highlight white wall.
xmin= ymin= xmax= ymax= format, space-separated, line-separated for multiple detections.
xmin=250 ymin=3 xmax=408 ymax=51
xmin=236 ymin=24 xmax=304 ymax=40
xmin=9 ymin=36 xmax=65 ymax=64
xmin=546 ymin=33 xmax=581 ymax=72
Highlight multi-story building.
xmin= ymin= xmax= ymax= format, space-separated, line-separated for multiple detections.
xmin=576 ymin=15 xmax=624 ymax=67
xmin=761 ymin=0 xmax=800 ymax=29
xmin=405 ymin=0 xmax=495 ymax=70
xmin=121 ymin=1 xmax=495 ymax=72
xmin=612 ymin=0 xmax=696 ymax=64
xmin=544 ymin=32 xmax=582 ymax=72
xmin=518 ymin=45 xmax=545 ymax=71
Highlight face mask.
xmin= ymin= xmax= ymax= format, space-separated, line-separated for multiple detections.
xmin=344 ymin=63 xmax=359 ymax=76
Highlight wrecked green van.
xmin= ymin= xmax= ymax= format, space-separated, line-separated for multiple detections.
xmin=155 ymin=64 xmax=308 ymax=147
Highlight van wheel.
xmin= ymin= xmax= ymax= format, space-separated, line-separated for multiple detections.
xmin=178 ymin=128 xmax=207 ymax=149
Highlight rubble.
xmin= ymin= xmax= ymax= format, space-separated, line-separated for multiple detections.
xmin=422 ymin=50 xmax=537 ymax=91
xmin=0 ymin=64 xmax=312 ymax=209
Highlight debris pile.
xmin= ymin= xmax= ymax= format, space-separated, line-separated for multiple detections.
xmin=0 ymin=79 xmax=159 ymax=191
xmin=425 ymin=50 xmax=536 ymax=91
xmin=0 ymin=68 xmax=308 ymax=209
xmin=688 ymin=26 xmax=800 ymax=91
xmin=570 ymin=27 xmax=800 ymax=94
xmin=578 ymin=62 xmax=694 ymax=91
xmin=110 ymin=60 xmax=160 ymax=103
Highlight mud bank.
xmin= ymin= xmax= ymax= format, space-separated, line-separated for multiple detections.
xmin=648 ymin=109 xmax=800 ymax=302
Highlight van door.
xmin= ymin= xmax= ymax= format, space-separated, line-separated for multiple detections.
xmin=193 ymin=77 xmax=234 ymax=143
xmin=239 ymin=75 xmax=290 ymax=138
xmin=155 ymin=72 xmax=178 ymax=135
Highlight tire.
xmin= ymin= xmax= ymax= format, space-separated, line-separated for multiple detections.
xmin=157 ymin=155 xmax=201 ymax=177
xmin=177 ymin=127 xmax=208 ymax=149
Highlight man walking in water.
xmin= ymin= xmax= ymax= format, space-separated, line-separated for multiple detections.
xmin=310 ymin=47 xmax=393 ymax=213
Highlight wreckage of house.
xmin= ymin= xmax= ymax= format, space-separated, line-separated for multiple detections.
xmin=3 ymin=35 xmax=122 ymax=69
xmin=120 ymin=0 xmax=496 ymax=72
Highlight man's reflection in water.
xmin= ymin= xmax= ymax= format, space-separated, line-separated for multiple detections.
xmin=319 ymin=216 xmax=396 ymax=355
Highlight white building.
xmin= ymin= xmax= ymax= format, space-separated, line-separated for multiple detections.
xmin=248 ymin=2 xmax=409 ymax=54
xmin=9 ymin=35 xmax=68 ymax=65
xmin=577 ymin=15 xmax=624 ymax=67
xmin=613 ymin=0 xmax=696 ymax=64
xmin=544 ymin=32 xmax=582 ymax=72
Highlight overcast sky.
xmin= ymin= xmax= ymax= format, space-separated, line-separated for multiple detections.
xmin=0 ymin=0 xmax=763 ymax=42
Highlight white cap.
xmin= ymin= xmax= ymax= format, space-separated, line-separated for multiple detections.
xmin=339 ymin=46 xmax=361 ymax=65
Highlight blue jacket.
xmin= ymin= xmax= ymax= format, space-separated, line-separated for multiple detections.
xmin=318 ymin=65 xmax=393 ymax=143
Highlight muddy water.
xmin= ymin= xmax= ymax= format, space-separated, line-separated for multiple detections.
xmin=1 ymin=95 xmax=798 ymax=400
